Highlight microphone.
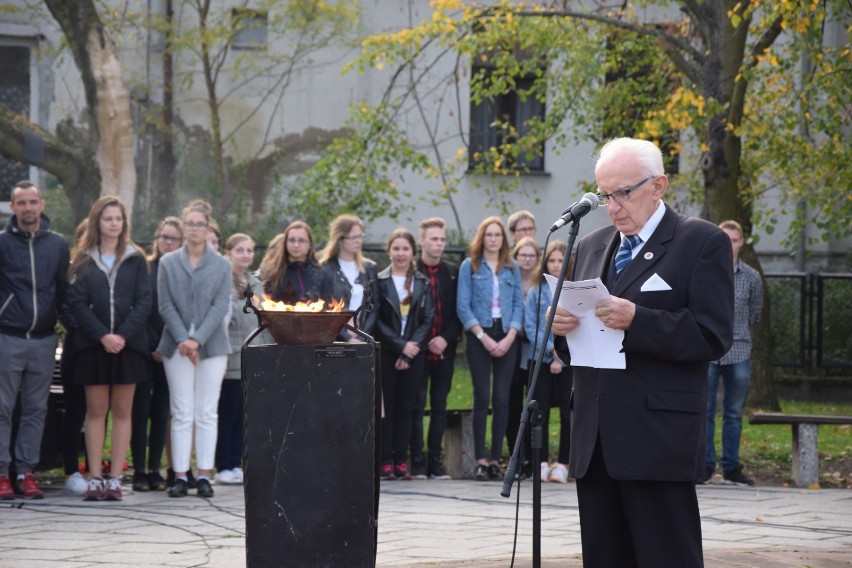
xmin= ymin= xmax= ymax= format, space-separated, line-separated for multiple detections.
xmin=549 ymin=192 xmax=602 ymax=232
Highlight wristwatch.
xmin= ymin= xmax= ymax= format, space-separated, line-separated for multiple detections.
xmin=475 ymin=331 xmax=485 ymax=340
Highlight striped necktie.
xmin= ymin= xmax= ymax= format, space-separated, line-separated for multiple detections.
xmin=614 ymin=235 xmax=642 ymax=274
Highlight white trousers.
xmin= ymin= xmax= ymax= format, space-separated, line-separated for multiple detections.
xmin=163 ymin=353 xmax=227 ymax=472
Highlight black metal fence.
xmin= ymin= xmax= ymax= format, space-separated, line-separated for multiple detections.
xmin=766 ymin=272 xmax=852 ymax=370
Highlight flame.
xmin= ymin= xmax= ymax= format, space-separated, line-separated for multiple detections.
xmin=257 ymin=294 xmax=345 ymax=313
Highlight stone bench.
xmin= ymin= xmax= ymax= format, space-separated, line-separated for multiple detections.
xmin=748 ymin=412 xmax=852 ymax=487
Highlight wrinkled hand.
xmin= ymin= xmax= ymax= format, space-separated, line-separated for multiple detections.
xmin=101 ymin=334 xmax=125 ymax=354
xmin=594 ymin=297 xmax=636 ymax=330
xmin=550 ymin=307 xmax=580 ymax=336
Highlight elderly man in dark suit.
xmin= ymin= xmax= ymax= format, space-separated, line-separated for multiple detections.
xmin=552 ymin=137 xmax=734 ymax=567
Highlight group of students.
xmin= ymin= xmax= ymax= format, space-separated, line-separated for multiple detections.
xmin=456 ymin=213 xmax=572 ymax=483
xmin=59 ymin=198 xmax=259 ymax=501
xmin=57 ymin=194 xmax=573 ymax=501
xmin=348 ymin=212 xmax=573 ymax=484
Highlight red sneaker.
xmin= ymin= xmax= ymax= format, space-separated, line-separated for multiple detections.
xmin=103 ymin=477 xmax=123 ymax=501
xmin=0 ymin=475 xmax=14 ymax=500
xmin=14 ymin=473 xmax=44 ymax=499
xmin=380 ymin=464 xmax=396 ymax=480
xmin=394 ymin=463 xmax=411 ymax=480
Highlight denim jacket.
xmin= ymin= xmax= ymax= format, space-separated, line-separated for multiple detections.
xmin=524 ymin=282 xmax=555 ymax=363
xmin=456 ymin=257 xmax=523 ymax=334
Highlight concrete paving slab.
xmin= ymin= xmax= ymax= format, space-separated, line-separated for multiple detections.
xmin=0 ymin=478 xmax=850 ymax=567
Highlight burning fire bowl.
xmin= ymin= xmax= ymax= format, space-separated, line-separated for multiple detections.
xmin=257 ymin=310 xmax=356 ymax=346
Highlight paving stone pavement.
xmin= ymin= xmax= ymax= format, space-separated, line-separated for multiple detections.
xmin=0 ymin=476 xmax=850 ymax=567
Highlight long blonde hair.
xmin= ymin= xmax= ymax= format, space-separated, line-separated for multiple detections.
xmin=319 ymin=214 xmax=366 ymax=272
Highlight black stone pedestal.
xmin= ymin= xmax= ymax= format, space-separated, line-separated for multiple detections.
xmin=243 ymin=343 xmax=378 ymax=568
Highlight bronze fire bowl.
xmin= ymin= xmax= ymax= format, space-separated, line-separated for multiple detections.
xmin=257 ymin=309 xmax=356 ymax=346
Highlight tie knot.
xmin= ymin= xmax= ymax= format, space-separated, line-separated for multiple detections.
xmin=623 ymin=234 xmax=641 ymax=251
xmin=614 ymin=235 xmax=642 ymax=274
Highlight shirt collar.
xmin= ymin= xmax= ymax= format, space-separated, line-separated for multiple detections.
xmin=622 ymin=200 xmax=666 ymax=243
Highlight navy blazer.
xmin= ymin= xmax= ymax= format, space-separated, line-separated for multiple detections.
xmin=557 ymin=206 xmax=734 ymax=482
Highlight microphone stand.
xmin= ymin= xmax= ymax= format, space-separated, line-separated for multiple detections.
xmin=500 ymin=218 xmax=583 ymax=568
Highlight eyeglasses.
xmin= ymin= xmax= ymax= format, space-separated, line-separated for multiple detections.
xmin=597 ymin=176 xmax=655 ymax=205
xmin=517 ymin=253 xmax=538 ymax=260
xmin=184 ymin=221 xmax=208 ymax=229
xmin=514 ymin=226 xmax=536 ymax=235
xmin=158 ymin=235 xmax=182 ymax=243
xmin=287 ymin=238 xmax=309 ymax=245
xmin=342 ymin=234 xmax=364 ymax=241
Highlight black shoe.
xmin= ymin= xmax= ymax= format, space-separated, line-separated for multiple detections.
xmin=697 ymin=468 xmax=714 ymax=485
xmin=722 ymin=465 xmax=754 ymax=486
xmin=427 ymin=460 xmax=451 ymax=480
xmin=474 ymin=464 xmax=488 ymax=481
xmin=168 ymin=478 xmax=188 ymax=498
xmin=166 ymin=468 xmax=175 ymax=488
xmin=148 ymin=470 xmax=166 ymax=491
xmin=186 ymin=469 xmax=198 ymax=489
xmin=410 ymin=456 xmax=427 ymax=480
xmin=487 ymin=463 xmax=501 ymax=480
xmin=132 ymin=471 xmax=149 ymax=492
xmin=196 ymin=478 xmax=214 ymax=498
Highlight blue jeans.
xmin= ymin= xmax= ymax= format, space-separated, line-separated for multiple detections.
xmin=705 ymin=360 xmax=751 ymax=472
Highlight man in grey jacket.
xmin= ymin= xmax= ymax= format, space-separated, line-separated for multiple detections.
xmin=0 ymin=181 xmax=70 ymax=499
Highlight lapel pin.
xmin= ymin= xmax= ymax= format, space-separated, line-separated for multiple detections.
xmin=644 ymin=252 xmax=654 ymax=260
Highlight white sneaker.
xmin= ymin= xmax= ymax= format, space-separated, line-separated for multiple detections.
xmin=231 ymin=467 xmax=244 ymax=484
xmin=214 ymin=469 xmax=235 ymax=484
xmin=64 ymin=472 xmax=88 ymax=495
xmin=549 ymin=463 xmax=569 ymax=484
xmin=540 ymin=462 xmax=551 ymax=482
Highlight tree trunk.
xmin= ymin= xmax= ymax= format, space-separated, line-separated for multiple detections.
xmin=154 ymin=0 xmax=177 ymax=219
xmin=695 ymin=0 xmax=780 ymax=411
xmin=44 ymin=0 xmax=136 ymax=218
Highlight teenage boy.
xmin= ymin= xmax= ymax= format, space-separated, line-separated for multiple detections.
xmin=409 ymin=218 xmax=462 ymax=479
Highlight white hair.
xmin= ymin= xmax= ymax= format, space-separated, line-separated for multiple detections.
xmin=595 ymin=138 xmax=664 ymax=177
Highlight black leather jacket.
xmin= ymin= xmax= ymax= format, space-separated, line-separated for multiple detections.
xmin=323 ymin=257 xmax=379 ymax=336
xmin=374 ymin=267 xmax=435 ymax=361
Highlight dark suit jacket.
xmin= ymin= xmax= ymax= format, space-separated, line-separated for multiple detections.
xmin=557 ymin=206 xmax=734 ymax=482
xmin=374 ymin=267 xmax=435 ymax=362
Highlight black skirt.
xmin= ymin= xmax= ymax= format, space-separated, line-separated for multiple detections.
xmin=74 ymin=347 xmax=149 ymax=386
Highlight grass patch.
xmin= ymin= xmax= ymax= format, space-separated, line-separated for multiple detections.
xmin=440 ymin=363 xmax=851 ymax=487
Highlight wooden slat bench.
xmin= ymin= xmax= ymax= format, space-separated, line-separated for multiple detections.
xmin=748 ymin=412 xmax=852 ymax=487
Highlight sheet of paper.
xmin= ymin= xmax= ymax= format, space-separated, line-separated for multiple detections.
xmin=544 ymin=275 xmax=626 ymax=369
